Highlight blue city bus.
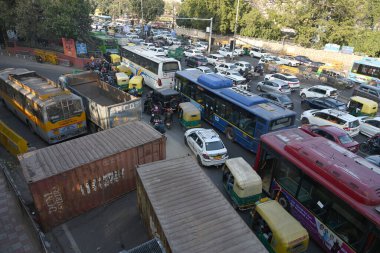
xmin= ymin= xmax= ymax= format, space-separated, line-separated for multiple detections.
xmin=349 ymin=57 xmax=380 ymax=86
xmin=175 ymin=70 xmax=297 ymax=152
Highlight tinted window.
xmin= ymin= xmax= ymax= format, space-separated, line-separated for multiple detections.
xmin=287 ymin=78 xmax=299 ymax=82
xmin=278 ymin=95 xmax=291 ymax=103
xmin=349 ymin=120 xmax=360 ymax=128
xmin=281 ymin=85 xmax=290 ymax=89
xmin=338 ymin=134 xmax=354 ymax=144
xmin=163 ymin=62 xmax=179 ymax=72
xmin=206 ymin=141 xmax=225 ymax=151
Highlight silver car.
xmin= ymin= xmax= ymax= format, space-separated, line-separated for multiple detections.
xmin=256 ymin=80 xmax=291 ymax=94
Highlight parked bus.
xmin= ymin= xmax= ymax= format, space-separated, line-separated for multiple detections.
xmin=175 ymin=70 xmax=297 ymax=152
xmin=254 ymin=127 xmax=380 ymax=253
xmin=0 ymin=68 xmax=87 ymax=144
xmin=120 ymin=46 xmax=181 ymax=90
xmin=349 ymin=57 xmax=380 ymax=86
xmin=89 ymin=31 xmax=119 ymax=54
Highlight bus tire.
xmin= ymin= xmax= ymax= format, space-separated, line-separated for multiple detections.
xmin=226 ymin=127 xmax=234 ymax=141
xmin=278 ymin=193 xmax=290 ymax=211
xmin=301 ymin=117 xmax=309 ymax=125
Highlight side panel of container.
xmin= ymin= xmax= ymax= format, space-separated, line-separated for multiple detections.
xmin=31 ymin=137 xmax=166 ymax=231
xmin=136 ymin=171 xmax=171 ymax=253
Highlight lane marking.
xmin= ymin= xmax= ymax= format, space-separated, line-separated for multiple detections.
xmin=62 ymin=224 xmax=82 ymax=253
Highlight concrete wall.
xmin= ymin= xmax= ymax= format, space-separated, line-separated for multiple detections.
xmin=175 ymin=27 xmax=364 ymax=71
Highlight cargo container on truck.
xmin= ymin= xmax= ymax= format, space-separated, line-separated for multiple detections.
xmin=136 ymin=156 xmax=268 ymax=253
xmin=58 ymin=71 xmax=141 ymax=132
xmin=19 ymin=121 xmax=166 ymax=231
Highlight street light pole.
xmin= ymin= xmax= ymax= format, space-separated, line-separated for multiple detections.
xmin=208 ymin=18 xmax=213 ymax=54
xmin=140 ymin=0 xmax=144 ymax=24
xmin=232 ymin=0 xmax=240 ymax=60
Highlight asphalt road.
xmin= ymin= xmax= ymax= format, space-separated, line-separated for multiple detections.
xmin=0 ymin=52 xmax=371 ymax=253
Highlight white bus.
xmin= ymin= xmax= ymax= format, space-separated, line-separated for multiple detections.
xmin=120 ymin=46 xmax=181 ymax=90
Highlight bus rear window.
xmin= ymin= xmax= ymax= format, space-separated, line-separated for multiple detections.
xmin=163 ymin=62 xmax=179 ymax=72
xmin=270 ymin=117 xmax=294 ymax=131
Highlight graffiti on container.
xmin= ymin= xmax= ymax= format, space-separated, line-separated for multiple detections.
xmin=43 ymin=186 xmax=64 ymax=214
xmin=79 ymin=168 xmax=125 ymax=196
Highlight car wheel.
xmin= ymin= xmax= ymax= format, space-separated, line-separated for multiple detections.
xmin=184 ymin=136 xmax=188 ymax=146
xmin=226 ymin=127 xmax=234 ymax=141
xmin=301 ymin=93 xmax=306 ymax=99
xmin=278 ymin=193 xmax=290 ymax=211
xmin=301 ymin=117 xmax=309 ymax=124
xmin=197 ymin=155 xmax=203 ymax=166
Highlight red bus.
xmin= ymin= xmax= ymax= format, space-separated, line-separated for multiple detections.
xmin=254 ymin=128 xmax=380 ymax=253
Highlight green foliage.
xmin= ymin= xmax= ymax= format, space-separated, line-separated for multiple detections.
xmin=127 ymin=0 xmax=165 ymax=23
xmin=349 ymin=30 xmax=380 ymax=56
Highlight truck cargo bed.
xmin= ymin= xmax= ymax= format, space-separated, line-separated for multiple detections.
xmin=74 ymin=81 xmax=120 ymax=106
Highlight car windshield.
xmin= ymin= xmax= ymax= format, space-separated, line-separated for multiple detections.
xmin=281 ymin=85 xmax=290 ymax=89
xmin=278 ymin=95 xmax=292 ymax=103
xmin=330 ymin=90 xmax=338 ymax=96
xmin=338 ymin=134 xmax=354 ymax=144
xmin=204 ymin=68 xmax=213 ymax=73
xmin=194 ymin=50 xmax=202 ymax=54
xmin=206 ymin=141 xmax=225 ymax=151
xmin=288 ymin=78 xmax=299 ymax=82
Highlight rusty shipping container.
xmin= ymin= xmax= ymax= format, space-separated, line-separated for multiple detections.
xmin=136 ymin=156 xmax=268 ymax=253
xmin=19 ymin=121 xmax=166 ymax=231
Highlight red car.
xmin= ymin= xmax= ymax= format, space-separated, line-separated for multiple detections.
xmin=300 ymin=125 xmax=359 ymax=153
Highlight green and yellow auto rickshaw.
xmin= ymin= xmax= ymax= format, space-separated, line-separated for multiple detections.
xmin=128 ymin=75 xmax=144 ymax=96
xmin=115 ymin=72 xmax=129 ymax=91
xmin=347 ymin=96 xmax=378 ymax=117
xmin=251 ymin=198 xmax=309 ymax=253
xmin=222 ymin=157 xmax=262 ymax=210
xmin=178 ymin=102 xmax=201 ymax=129
xmin=110 ymin=54 xmax=121 ymax=66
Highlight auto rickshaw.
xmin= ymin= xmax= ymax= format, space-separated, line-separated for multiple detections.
xmin=116 ymin=65 xmax=133 ymax=77
xmin=110 ymin=54 xmax=121 ymax=66
xmin=178 ymin=102 xmax=201 ymax=129
xmin=251 ymin=198 xmax=309 ymax=253
xmin=128 ymin=75 xmax=143 ymax=96
xmin=222 ymin=157 xmax=262 ymax=210
xmin=115 ymin=72 xmax=129 ymax=91
xmin=347 ymin=96 xmax=378 ymax=117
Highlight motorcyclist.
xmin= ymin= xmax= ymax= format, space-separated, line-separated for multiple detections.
xmin=152 ymin=114 xmax=165 ymax=134
xmin=150 ymin=104 xmax=161 ymax=123
xmin=164 ymin=107 xmax=174 ymax=128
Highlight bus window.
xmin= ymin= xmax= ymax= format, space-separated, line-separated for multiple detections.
xmin=239 ymin=111 xmax=256 ymax=136
xmin=274 ymin=159 xmax=301 ymax=196
xmin=270 ymin=117 xmax=294 ymax=131
xmin=351 ymin=63 xmax=359 ymax=73
xmin=46 ymin=103 xmax=64 ymax=123
xmin=163 ymin=62 xmax=179 ymax=73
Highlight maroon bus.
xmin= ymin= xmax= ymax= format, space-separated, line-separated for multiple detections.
xmin=254 ymin=128 xmax=380 ymax=253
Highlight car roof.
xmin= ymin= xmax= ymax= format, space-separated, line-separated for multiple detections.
xmin=266 ymin=79 xmax=288 ymax=86
xmin=195 ymin=128 xmax=221 ymax=142
xmin=311 ymin=85 xmax=337 ymax=91
xmin=314 ymin=125 xmax=350 ymax=136
xmin=209 ymin=54 xmax=224 ymax=57
xmin=319 ymin=109 xmax=359 ymax=120
xmin=236 ymin=61 xmax=250 ymax=64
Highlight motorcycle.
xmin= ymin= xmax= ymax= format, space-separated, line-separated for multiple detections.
xmin=359 ymin=134 xmax=380 ymax=154
xmin=254 ymin=65 xmax=264 ymax=76
xmin=164 ymin=107 xmax=174 ymax=129
xmin=151 ymin=114 xmax=166 ymax=134
xmin=150 ymin=104 xmax=161 ymax=123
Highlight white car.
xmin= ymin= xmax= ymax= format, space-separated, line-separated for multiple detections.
xmin=184 ymin=128 xmax=228 ymax=167
xmin=359 ymin=117 xmax=380 ymax=137
xmin=194 ymin=43 xmax=208 ymax=52
xmin=184 ymin=49 xmax=203 ymax=57
xmin=234 ymin=61 xmax=252 ymax=72
xmin=205 ymin=54 xmax=225 ymax=66
xmin=259 ymin=55 xmax=287 ymax=65
xmin=147 ymin=47 xmax=166 ymax=56
xmin=216 ymin=70 xmax=248 ymax=90
xmin=300 ymin=85 xmax=338 ymax=99
xmin=265 ymin=73 xmax=300 ymax=90
xmin=218 ymin=47 xmax=241 ymax=58
xmin=215 ymin=63 xmax=237 ymax=73
xmin=300 ymin=109 xmax=360 ymax=137
xmin=249 ymin=47 xmax=265 ymax=58
xmin=280 ymin=56 xmax=301 ymax=66
xmin=142 ymin=42 xmax=155 ymax=48
xmin=196 ymin=66 xmax=213 ymax=74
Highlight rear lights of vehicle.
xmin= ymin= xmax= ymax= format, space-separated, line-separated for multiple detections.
xmin=343 ymin=127 xmax=351 ymax=131
xmin=202 ymin=153 xmax=210 ymax=159
xmin=157 ymin=78 xmax=162 ymax=86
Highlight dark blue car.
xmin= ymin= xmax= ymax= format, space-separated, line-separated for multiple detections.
xmin=301 ymin=97 xmax=346 ymax=110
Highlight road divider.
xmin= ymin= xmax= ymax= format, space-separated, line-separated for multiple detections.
xmin=0 ymin=120 xmax=28 ymax=155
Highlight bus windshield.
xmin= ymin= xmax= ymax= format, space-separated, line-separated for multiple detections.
xmin=46 ymin=99 xmax=83 ymax=123
xmin=163 ymin=62 xmax=179 ymax=73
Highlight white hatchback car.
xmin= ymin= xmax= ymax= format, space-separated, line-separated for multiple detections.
xmin=265 ymin=73 xmax=300 ymax=90
xmin=300 ymin=109 xmax=360 ymax=137
xmin=205 ymin=54 xmax=226 ymax=66
xmin=215 ymin=63 xmax=237 ymax=73
xmin=184 ymin=128 xmax=228 ymax=167
xmin=359 ymin=117 xmax=380 ymax=137
xmin=300 ymin=85 xmax=338 ymax=99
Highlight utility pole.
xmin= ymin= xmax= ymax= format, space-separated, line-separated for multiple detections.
xmin=232 ymin=0 xmax=240 ymax=60
xmin=140 ymin=0 xmax=144 ymax=24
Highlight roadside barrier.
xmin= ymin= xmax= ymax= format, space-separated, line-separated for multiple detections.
xmin=0 ymin=120 xmax=28 ymax=155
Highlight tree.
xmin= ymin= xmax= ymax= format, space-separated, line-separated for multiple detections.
xmin=127 ymin=0 xmax=165 ymax=23
xmin=0 ymin=0 xmax=17 ymax=45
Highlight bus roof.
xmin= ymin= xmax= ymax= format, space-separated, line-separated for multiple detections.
xmin=353 ymin=57 xmax=380 ymax=68
xmin=0 ymin=68 xmax=74 ymax=105
xmin=260 ymin=128 xmax=380 ymax=226
xmin=122 ymin=46 xmax=179 ymax=63
xmin=176 ymin=70 xmax=296 ymax=121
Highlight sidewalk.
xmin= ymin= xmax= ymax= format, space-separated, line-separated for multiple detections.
xmin=0 ymin=156 xmax=41 ymax=253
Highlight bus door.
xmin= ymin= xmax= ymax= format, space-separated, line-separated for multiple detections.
xmin=254 ymin=117 xmax=267 ymax=145
xmin=203 ymin=94 xmax=215 ymax=122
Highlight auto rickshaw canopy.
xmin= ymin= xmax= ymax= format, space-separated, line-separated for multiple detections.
xmin=110 ymin=54 xmax=121 ymax=64
xmin=117 ymin=65 xmax=133 ymax=76
xmin=350 ymin=96 xmax=378 ymax=115
xmin=255 ymin=199 xmax=309 ymax=246
xmin=178 ymin=102 xmax=201 ymax=121
xmin=225 ymin=157 xmax=262 ymax=198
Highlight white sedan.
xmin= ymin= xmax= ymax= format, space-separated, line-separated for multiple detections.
xmin=359 ymin=117 xmax=380 ymax=137
xmin=183 ymin=49 xmax=203 ymax=57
